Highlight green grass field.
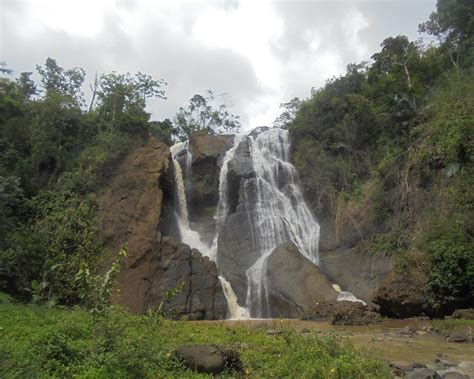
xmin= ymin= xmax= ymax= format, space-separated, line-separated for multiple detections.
xmin=0 ymin=300 xmax=391 ymax=378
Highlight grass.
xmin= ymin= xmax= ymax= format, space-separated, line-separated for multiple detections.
xmin=432 ymin=318 xmax=474 ymax=335
xmin=0 ymin=302 xmax=391 ymax=378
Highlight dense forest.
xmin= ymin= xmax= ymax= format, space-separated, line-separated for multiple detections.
xmin=288 ymin=0 xmax=473 ymax=314
xmin=0 ymin=0 xmax=472 ymax=313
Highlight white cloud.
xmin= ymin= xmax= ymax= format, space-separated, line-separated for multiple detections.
xmin=1 ymin=0 xmax=435 ymax=131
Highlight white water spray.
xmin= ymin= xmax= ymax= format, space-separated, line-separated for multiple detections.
xmin=170 ymin=142 xmax=210 ymax=257
xmin=218 ymin=276 xmax=250 ymax=319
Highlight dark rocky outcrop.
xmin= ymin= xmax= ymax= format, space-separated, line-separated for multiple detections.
xmin=265 ymin=242 xmax=339 ymax=318
xmin=173 ymin=345 xmax=242 ymax=374
xmin=185 ymin=134 xmax=234 ymax=244
xmin=373 ymin=262 xmax=432 ymax=318
xmin=97 ymin=136 xmax=226 ymax=319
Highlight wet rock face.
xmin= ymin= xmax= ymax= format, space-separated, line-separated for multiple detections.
xmin=265 ymin=242 xmax=339 ymax=318
xmin=216 ymin=137 xmax=260 ymax=302
xmin=318 ymin=247 xmax=393 ymax=305
xmin=97 ymin=136 xmax=226 ymax=319
xmin=185 ymin=134 xmax=234 ymax=244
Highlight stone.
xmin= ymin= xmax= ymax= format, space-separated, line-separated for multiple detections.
xmin=390 ymin=362 xmax=427 ymax=377
xmin=265 ymin=242 xmax=339 ymax=318
xmin=407 ymin=368 xmax=441 ymax=379
xmin=373 ymin=264 xmax=432 ymax=318
xmin=397 ymin=320 xmax=434 ymax=336
xmin=452 ymin=309 xmax=474 ymax=320
xmin=447 ymin=326 xmax=472 ymax=343
xmin=304 ymin=300 xmax=380 ymax=325
xmin=442 ymin=372 xmax=470 ymax=379
xmin=173 ymin=345 xmax=242 ymax=374
xmin=330 ymin=301 xmax=381 ymax=325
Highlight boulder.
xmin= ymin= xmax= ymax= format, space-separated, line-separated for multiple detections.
xmin=173 ymin=345 xmax=242 ymax=374
xmin=408 ymin=368 xmax=441 ymax=379
xmin=452 ymin=309 xmax=474 ymax=320
xmin=373 ymin=264 xmax=432 ymax=318
xmin=446 ymin=326 xmax=472 ymax=343
xmin=264 ymin=242 xmax=339 ymax=318
xmin=390 ymin=362 xmax=427 ymax=377
xmin=97 ymin=136 xmax=227 ymax=319
xmin=303 ymin=301 xmax=381 ymax=325
xmin=396 ymin=319 xmax=434 ymax=335
xmin=442 ymin=372 xmax=470 ymax=379
xmin=330 ymin=301 xmax=381 ymax=325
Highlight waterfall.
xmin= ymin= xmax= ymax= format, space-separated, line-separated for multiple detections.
xmin=218 ymin=276 xmax=250 ymax=319
xmin=215 ymin=128 xmax=320 ymax=318
xmin=170 ymin=142 xmax=210 ymax=257
xmin=170 ymin=128 xmax=321 ymax=319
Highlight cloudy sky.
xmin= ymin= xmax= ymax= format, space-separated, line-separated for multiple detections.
xmin=1 ymin=0 xmax=435 ymax=130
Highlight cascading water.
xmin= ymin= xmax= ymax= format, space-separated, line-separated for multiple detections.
xmin=171 ymin=128 xmax=322 ymax=319
xmin=170 ymin=142 xmax=210 ymax=257
xmin=215 ymin=128 xmax=321 ymax=318
xmin=218 ymin=276 xmax=250 ymax=319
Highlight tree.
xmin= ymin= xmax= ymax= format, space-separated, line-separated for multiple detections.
xmin=371 ymin=36 xmax=419 ymax=90
xmin=17 ymin=72 xmax=37 ymax=99
xmin=273 ymin=97 xmax=302 ymax=128
xmin=96 ymin=72 xmax=166 ymax=134
xmin=149 ymin=118 xmax=175 ymax=145
xmin=174 ymin=90 xmax=241 ymax=140
xmin=36 ymin=58 xmax=86 ymax=105
xmin=419 ymin=0 xmax=474 ymax=68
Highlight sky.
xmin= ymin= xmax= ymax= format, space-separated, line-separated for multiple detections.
xmin=1 ymin=0 xmax=436 ymax=131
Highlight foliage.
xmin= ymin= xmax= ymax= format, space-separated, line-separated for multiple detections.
xmin=75 ymin=246 xmax=127 ymax=318
xmin=0 ymin=190 xmax=106 ymax=303
xmin=95 ymin=71 xmax=166 ymax=135
xmin=273 ymin=97 xmax=302 ymax=128
xmin=289 ymin=1 xmax=474 ymax=311
xmin=0 ymin=58 xmax=173 ymax=304
xmin=36 ymin=57 xmax=86 ymax=105
xmin=174 ymin=90 xmax=241 ymax=140
xmin=0 ymin=303 xmax=391 ymax=378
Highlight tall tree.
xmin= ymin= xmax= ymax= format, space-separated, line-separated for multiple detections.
xmin=273 ymin=97 xmax=302 ymax=128
xmin=419 ymin=0 xmax=474 ymax=68
xmin=36 ymin=58 xmax=86 ymax=106
xmin=96 ymin=72 xmax=166 ymax=134
xmin=174 ymin=90 xmax=241 ymax=140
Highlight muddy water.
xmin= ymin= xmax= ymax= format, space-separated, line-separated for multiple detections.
xmin=200 ymin=319 xmax=474 ymax=376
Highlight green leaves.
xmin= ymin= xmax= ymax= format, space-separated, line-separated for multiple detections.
xmin=75 ymin=246 xmax=126 ymax=318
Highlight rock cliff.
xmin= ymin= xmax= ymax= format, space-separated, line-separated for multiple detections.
xmin=97 ymin=136 xmax=227 ymax=318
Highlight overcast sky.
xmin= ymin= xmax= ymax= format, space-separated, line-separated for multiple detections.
xmin=1 ymin=0 xmax=436 ymax=131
